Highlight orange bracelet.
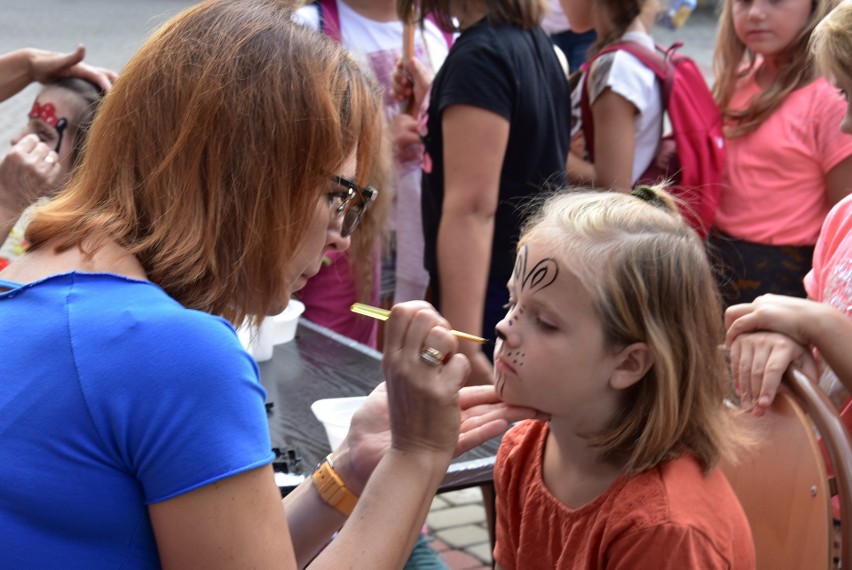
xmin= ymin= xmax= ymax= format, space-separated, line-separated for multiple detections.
xmin=312 ymin=455 xmax=359 ymax=517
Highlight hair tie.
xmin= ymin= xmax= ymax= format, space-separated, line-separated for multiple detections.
xmin=630 ymin=185 xmax=668 ymax=211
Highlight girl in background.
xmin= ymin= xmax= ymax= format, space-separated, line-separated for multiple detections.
xmin=565 ymin=0 xmax=664 ymax=192
xmin=711 ymin=0 xmax=852 ymax=305
xmin=724 ymin=0 xmax=852 ymax=428
xmin=395 ymin=0 xmax=570 ymax=385
xmin=493 ymin=188 xmax=754 ymax=568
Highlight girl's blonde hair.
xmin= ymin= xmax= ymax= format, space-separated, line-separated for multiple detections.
xmin=397 ymin=0 xmax=547 ymax=33
xmin=811 ymin=0 xmax=852 ymax=85
xmin=520 ymin=187 xmax=742 ymax=474
xmin=26 ymin=0 xmax=383 ymax=325
xmin=713 ymin=0 xmax=837 ymax=138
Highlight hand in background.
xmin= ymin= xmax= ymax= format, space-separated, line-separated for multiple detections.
xmin=389 ymin=113 xmax=422 ymax=164
xmin=392 ymin=58 xmax=432 ymax=113
xmin=0 ymin=134 xmax=61 ymax=230
xmin=727 ymin=331 xmax=817 ymax=416
xmin=28 ymin=45 xmax=117 ymax=92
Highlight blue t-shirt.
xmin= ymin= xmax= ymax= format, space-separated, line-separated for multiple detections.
xmin=0 ymin=272 xmax=274 ymax=567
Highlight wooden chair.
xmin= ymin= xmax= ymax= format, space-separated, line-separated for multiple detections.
xmin=721 ymin=368 xmax=852 ymax=570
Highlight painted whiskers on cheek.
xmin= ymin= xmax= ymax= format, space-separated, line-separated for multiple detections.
xmin=498 ymin=246 xmax=560 ymax=398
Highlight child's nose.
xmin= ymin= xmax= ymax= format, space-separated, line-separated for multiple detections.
xmin=494 ymin=319 xmax=519 ymax=347
xmin=747 ymin=1 xmax=767 ymax=20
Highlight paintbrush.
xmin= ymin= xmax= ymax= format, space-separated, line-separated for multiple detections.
xmin=350 ymin=303 xmax=492 ymax=345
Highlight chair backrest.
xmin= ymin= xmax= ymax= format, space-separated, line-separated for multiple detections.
xmin=721 ymin=368 xmax=852 ymax=570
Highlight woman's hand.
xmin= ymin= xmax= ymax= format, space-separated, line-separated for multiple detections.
xmin=334 ymin=303 xmax=541 ymax=492
xmin=27 ymin=45 xmax=117 ymax=92
xmin=0 ymin=134 xmax=60 ymax=215
xmin=337 ymin=382 xmax=541 ymax=494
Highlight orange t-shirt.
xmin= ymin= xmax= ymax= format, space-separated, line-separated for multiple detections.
xmin=494 ymin=420 xmax=755 ymax=569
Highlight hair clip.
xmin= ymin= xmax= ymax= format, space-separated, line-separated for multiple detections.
xmin=630 ymin=185 xmax=668 ymax=211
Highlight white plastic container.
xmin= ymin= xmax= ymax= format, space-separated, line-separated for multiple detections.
xmin=310 ymin=396 xmax=368 ymax=451
xmin=237 ymin=318 xmax=275 ymax=362
xmin=272 ymin=299 xmax=305 ymax=345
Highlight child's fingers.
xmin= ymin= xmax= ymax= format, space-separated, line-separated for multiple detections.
xmin=735 ymin=340 xmax=755 ymax=407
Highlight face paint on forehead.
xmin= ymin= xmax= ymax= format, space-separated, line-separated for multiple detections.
xmin=28 ymin=100 xmax=69 ymax=153
xmin=513 ymin=244 xmax=559 ymax=293
xmin=505 ymin=244 xmax=561 ymax=332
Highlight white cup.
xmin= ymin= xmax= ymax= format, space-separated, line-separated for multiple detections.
xmin=272 ymin=299 xmax=305 ymax=345
xmin=237 ymin=318 xmax=275 ymax=362
xmin=310 ymin=396 xmax=368 ymax=451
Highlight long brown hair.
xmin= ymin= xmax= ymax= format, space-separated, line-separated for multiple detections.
xmin=713 ymin=0 xmax=837 ymax=138
xmin=26 ymin=0 xmax=383 ymax=325
xmin=398 ymin=0 xmax=546 ymax=32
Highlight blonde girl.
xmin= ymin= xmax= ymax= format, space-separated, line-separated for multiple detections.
xmin=493 ymin=188 xmax=754 ymax=568
xmin=710 ymin=0 xmax=852 ymax=305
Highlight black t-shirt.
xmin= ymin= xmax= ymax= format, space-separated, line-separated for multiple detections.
xmin=421 ymin=20 xmax=570 ymax=309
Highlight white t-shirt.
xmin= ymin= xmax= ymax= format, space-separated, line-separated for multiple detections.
xmin=586 ymin=31 xmax=662 ymax=183
xmin=294 ymin=2 xmax=449 ymax=123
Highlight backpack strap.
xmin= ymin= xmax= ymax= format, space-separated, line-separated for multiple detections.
xmin=579 ymin=41 xmax=678 ymax=163
xmin=316 ymin=0 xmax=342 ymax=44
xmin=424 ymin=14 xmax=454 ymax=49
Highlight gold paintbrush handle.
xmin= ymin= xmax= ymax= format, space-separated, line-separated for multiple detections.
xmin=349 ymin=303 xmax=490 ymax=344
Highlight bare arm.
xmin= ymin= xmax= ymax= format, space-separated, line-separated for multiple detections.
xmin=147 ymin=304 xmax=541 ymax=569
xmin=826 ymin=154 xmax=852 ymax=206
xmin=590 ymin=88 xmax=637 ymax=192
xmin=566 ymin=132 xmax=596 ymax=186
xmin=438 ymin=104 xmax=509 ymax=385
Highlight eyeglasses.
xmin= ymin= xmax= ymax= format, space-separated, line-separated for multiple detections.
xmin=328 ymin=175 xmax=378 ymax=238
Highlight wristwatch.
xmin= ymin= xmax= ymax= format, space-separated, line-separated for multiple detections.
xmin=312 ymin=455 xmax=359 ymax=517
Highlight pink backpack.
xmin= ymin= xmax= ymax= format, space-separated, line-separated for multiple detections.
xmin=580 ymin=41 xmax=725 ymax=239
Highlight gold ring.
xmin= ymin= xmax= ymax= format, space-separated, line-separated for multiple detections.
xmin=419 ymin=346 xmax=444 ymax=366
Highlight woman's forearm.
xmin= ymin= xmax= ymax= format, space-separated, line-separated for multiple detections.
xmin=0 ymin=49 xmax=37 ymax=102
xmin=298 ymin=449 xmax=450 ymax=569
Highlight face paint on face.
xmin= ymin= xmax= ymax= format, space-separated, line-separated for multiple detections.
xmin=494 ymin=241 xmax=624 ymax=421
xmin=28 ymin=101 xmax=69 ymax=153
xmin=496 ymin=244 xmax=561 ymax=397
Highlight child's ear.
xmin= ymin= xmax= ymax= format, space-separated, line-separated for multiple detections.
xmin=609 ymin=342 xmax=654 ymax=390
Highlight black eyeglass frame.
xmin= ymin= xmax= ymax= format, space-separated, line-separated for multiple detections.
xmin=330 ymin=175 xmax=378 ymax=238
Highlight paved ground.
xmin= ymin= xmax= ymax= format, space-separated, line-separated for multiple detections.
xmin=1 ymin=2 xmax=720 ymax=568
